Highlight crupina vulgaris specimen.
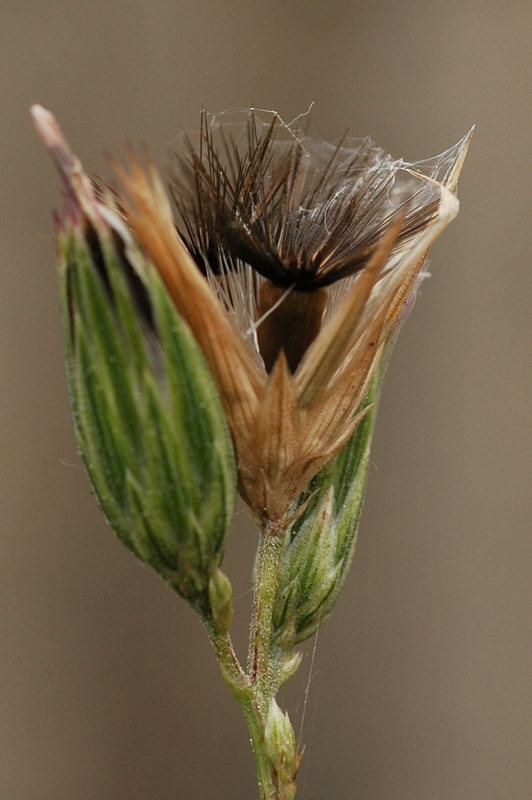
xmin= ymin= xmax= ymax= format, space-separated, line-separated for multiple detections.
xmin=32 ymin=104 xmax=470 ymax=800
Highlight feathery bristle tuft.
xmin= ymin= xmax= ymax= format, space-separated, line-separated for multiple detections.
xmin=170 ymin=109 xmax=441 ymax=293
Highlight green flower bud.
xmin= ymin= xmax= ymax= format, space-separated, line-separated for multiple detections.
xmin=264 ymin=699 xmax=298 ymax=791
xmin=271 ymin=376 xmax=378 ymax=650
xmin=277 ymin=650 xmax=303 ymax=686
xmin=27 ymin=103 xmax=242 ymax=623
xmin=59 ymin=215 xmax=237 ymax=616
xmin=208 ymin=568 xmax=233 ymax=634
xmin=58 ymin=216 xmax=236 ymax=616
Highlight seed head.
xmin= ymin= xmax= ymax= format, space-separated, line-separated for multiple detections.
xmin=116 ymin=110 xmax=470 ymax=523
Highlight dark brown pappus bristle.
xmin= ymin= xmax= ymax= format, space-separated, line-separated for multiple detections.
xmin=169 ymin=110 xmax=440 ymax=291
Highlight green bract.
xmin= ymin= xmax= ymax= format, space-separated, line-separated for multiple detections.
xmin=59 ymin=218 xmax=237 ymax=618
xmin=264 ymin=700 xmax=298 ymax=793
xmin=271 ymin=376 xmax=379 ymax=651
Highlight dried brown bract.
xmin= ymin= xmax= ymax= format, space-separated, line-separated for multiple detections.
xmin=114 ymin=110 xmax=470 ymax=525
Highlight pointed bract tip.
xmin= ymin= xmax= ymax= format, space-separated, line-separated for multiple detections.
xmin=31 ymin=104 xmax=100 ymax=223
xmin=30 ymin=104 xmax=57 ymax=137
xmin=31 ymin=105 xmax=77 ymax=179
xmin=445 ymin=126 xmax=475 ymax=193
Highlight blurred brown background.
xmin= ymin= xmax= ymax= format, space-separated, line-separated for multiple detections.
xmin=2 ymin=1 xmax=531 ymax=798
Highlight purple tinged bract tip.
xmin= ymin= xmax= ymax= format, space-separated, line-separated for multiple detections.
xmin=31 ymin=104 xmax=99 ymax=222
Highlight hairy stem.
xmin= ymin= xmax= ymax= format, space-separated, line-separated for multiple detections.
xmin=209 ymin=518 xmax=296 ymax=799
xmin=248 ymin=520 xmax=286 ymax=715
xmin=208 ymin=626 xmax=278 ymax=799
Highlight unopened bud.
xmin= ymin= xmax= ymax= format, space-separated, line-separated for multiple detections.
xmin=33 ymin=107 xmax=236 ymax=619
xmin=278 ymin=650 xmax=303 ymax=686
xmin=272 ymin=378 xmax=378 ymax=650
xmin=264 ymin=699 xmax=297 ymax=788
xmin=208 ymin=568 xmax=233 ymax=634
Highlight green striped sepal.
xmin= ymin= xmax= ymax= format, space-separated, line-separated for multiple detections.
xmin=58 ymin=216 xmax=237 ymax=619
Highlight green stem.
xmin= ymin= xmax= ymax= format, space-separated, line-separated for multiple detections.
xmin=208 ymin=626 xmax=278 ymax=799
xmin=207 ymin=519 xmax=295 ymax=800
xmin=248 ymin=520 xmax=286 ymax=716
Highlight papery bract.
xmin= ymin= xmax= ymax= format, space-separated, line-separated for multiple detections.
xmin=116 ymin=110 xmax=470 ymax=524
